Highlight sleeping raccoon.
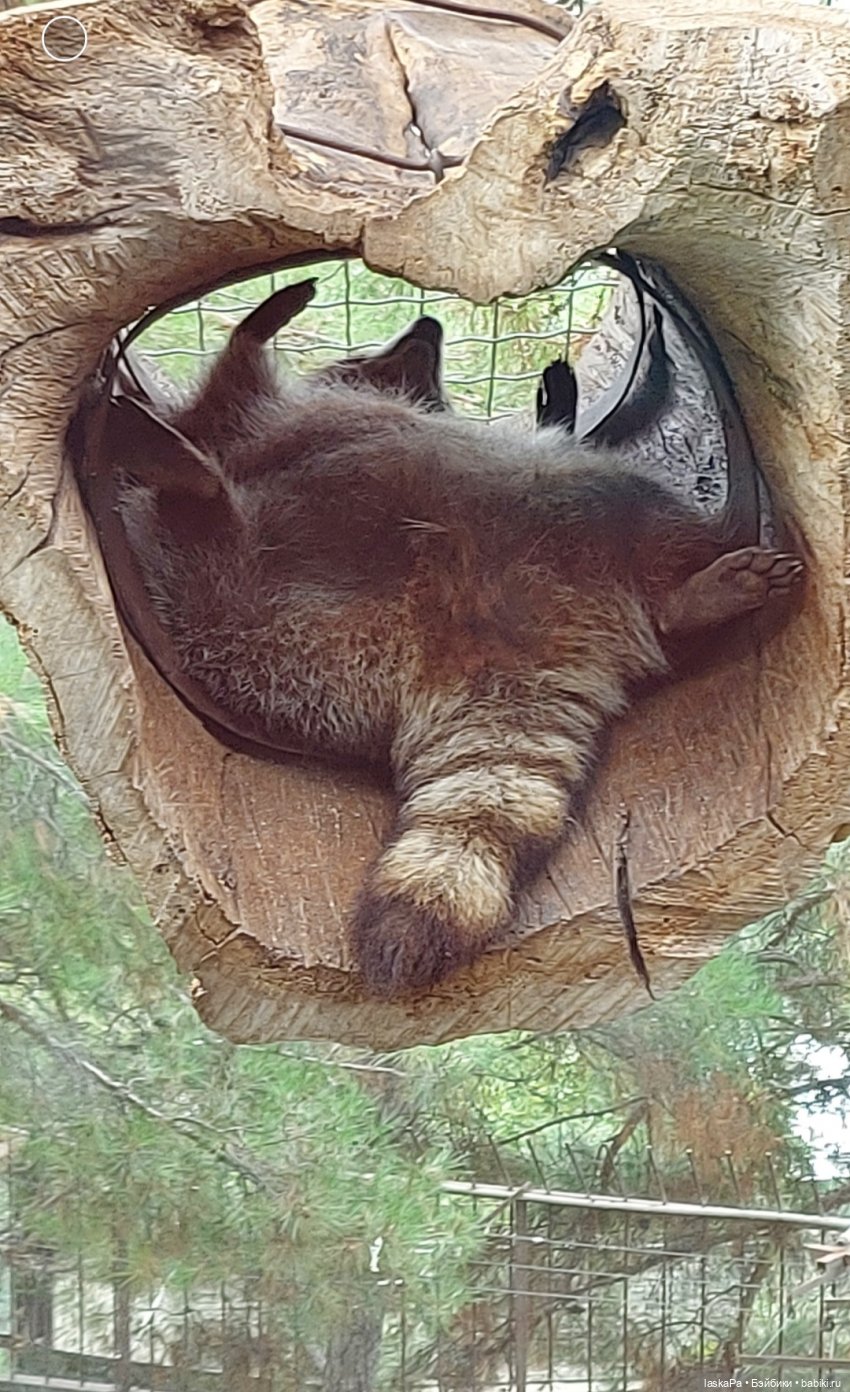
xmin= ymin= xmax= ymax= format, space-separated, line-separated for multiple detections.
xmin=112 ymin=278 xmax=802 ymax=997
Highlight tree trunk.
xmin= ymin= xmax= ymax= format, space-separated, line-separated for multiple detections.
xmin=1 ymin=0 xmax=848 ymax=1048
xmin=321 ymin=1305 xmax=384 ymax=1392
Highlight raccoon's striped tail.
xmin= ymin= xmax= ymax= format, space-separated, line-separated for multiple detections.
xmin=350 ymin=700 xmax=609 ymax=997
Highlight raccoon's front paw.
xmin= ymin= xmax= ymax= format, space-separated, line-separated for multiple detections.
xmin=350 ymin=893 xmax=482 ymax=998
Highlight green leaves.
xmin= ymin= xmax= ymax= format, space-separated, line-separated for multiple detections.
xmin=0 ymin=611 xmax=481 ymax=1342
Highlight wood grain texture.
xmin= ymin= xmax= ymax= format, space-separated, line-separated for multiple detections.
xmin=0 ymin=0 xmax=845 ymax=1047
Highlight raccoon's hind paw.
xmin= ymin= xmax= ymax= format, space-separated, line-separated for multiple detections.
xmin=536 ymin=358 xmax=577 ymax=435
xmin=658 ymin=547 xmax=805 ymax=635
xmin=350 ymin=894 xmax=487 ymax=998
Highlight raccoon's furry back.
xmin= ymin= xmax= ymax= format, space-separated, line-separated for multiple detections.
xmin=120 ymin=385 xmax=680 ymax=749
xmin=116 ymin=356 xmax=721 ymax=996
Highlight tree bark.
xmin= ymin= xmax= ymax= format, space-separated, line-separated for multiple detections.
xmin=320 ymin=1306 xmax=384 ymax=1392
xmin=1 ymin=0 xmax=848 ymax=1048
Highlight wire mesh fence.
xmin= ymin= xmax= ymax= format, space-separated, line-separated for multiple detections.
xmin=3 ymin=1135 xmax=850 ymax=1391
xmin=133 ymin=257 xmax=619 ymax=422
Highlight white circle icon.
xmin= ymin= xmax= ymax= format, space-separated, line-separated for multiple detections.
xmin=41 ymin=15 xmax=88 ymax=63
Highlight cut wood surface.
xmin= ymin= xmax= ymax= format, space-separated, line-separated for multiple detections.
xmin=0 ymin=0 xmax=847 ymax=1047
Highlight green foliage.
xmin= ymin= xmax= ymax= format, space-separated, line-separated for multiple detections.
xmin=0 ymin=622 xmax=477 ymax=1360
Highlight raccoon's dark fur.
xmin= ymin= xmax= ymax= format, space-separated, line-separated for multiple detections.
xmin=115 ymin=279 xmax=802 ymax=997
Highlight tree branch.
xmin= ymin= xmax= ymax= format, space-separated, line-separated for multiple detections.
xmin=0 ymin=994 xmax=270 ymax=1190
xmin=497 ymin=1098 xmax=647 ymax=1147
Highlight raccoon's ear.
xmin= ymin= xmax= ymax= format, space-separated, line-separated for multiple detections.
xmin=377 ymin=316 xmax=444 ymax=399
xmin=346 ymin=317 xmax=446 ymax=408
xmin=391 ymin=316 xmax=443 ymax=357
xmin=362 ymin=338 xmax=442 ymax=405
